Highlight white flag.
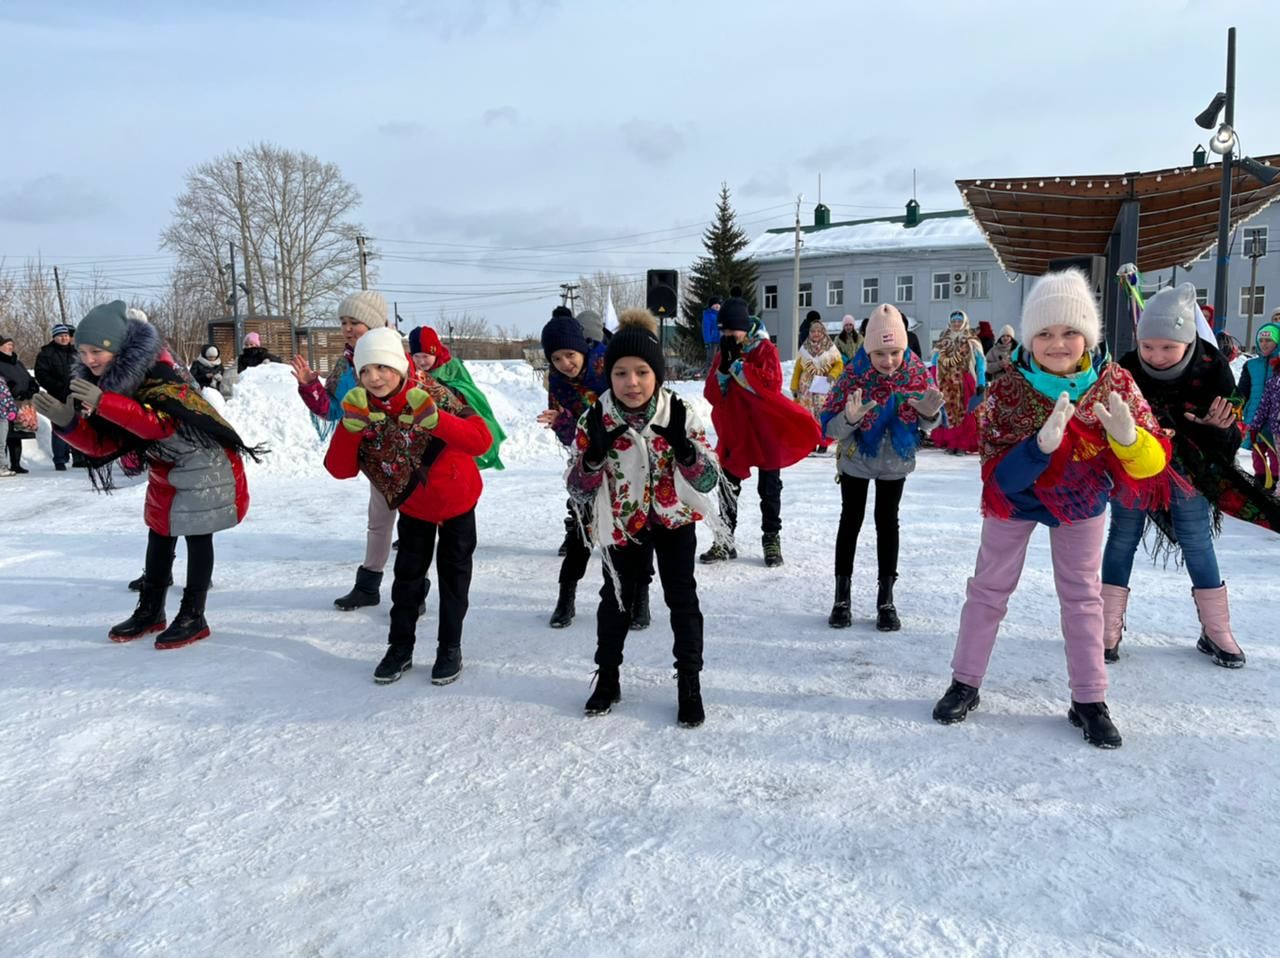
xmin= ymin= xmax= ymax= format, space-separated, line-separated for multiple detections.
xmin=604 ymin=287 xmax=620 ymax=334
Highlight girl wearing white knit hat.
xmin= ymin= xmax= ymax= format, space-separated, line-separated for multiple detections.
xmin=931 ymin=269 xmax=1179 ymax=749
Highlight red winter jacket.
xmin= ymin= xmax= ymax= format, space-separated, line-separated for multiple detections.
xmin=61 ymin=389 xmax=249 ymax=537
xmin=703 ymin=332 xmax=820 ymax=478
xmin=324 ymin=381 xmax=491 ymax=524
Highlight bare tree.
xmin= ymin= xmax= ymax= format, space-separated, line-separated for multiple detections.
xmin=435 ymin=309 xmax=490 ymax=340
xmin=574 ymin=270 xmax=646 ymax=318
xmin=161 ymin=142 xmax=368 ymax=325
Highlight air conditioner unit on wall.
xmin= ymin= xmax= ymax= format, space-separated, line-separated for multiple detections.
xmin=951 ymin=271 xmax=968 ymax=296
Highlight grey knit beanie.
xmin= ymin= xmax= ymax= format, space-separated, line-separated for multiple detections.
xmin=75 ymin=300 xmax=131 ymax=352
xmin=1138 ymin=283 xmax=1199 ymax=345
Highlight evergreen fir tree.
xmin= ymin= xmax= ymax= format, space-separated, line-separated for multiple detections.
xmin=674 ymin=183 xmax=760 ymax=363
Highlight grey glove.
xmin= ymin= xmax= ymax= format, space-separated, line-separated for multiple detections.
xmin=33 ymin=391 xmax=76 ymax=428
xmin=69 ymin=378 xmax=103 ymax=412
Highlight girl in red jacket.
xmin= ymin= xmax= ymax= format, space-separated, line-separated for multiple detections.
xmin=324 ymin=327 xmax=493 ymax=685
xmin=33 ymin=301 xmax=261 ymax=649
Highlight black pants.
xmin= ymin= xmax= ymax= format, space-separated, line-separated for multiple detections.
xmin=145 ymin=529 xmax=215 ymax=592
xmin=595 ymin=522 xmax=703 ymax=672
xmin=389 ymin=509 xmax=476 ymax=653
xmin=6 ymin=436 xmax=22 ymax=470
xmin=834 ymin=475 xmax=904 ymax=580
xmin=560 ymin=500 xmax=654 ymax=588
xmin=723 ymin=468 xmax=782 ymax=536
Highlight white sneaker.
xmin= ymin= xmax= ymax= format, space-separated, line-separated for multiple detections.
xmin=0 ymin=467 xmax=14 ymax=478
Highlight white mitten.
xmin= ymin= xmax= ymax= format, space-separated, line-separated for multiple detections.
xmin=1036 ymin=392 xmax=1075 ymax=454
xmin=1092 ymin=393 xmax=1137 ymax=447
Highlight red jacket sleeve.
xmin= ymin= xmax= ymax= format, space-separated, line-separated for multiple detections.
xmin=95 ymin=391 xmax=178 ymax=441
xmin=431 ymin=410 xmax=493 ymax=457
xmin=324 ymin=425 xmax=362 ymax=480
xmin=57 ymin=416 xmax=124 ymax=458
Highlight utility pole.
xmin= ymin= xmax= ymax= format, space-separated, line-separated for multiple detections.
xmin=234 ymin=160 xmax=256 ymax=316
xmin=559 ymin=282 xmax=579 ymax=311
xmin=1212 ymin=27 xmax=1236 ymax=330
xmin=228 ymin=241 xmax=243 ymax=360
xmin=793 ymin=194 xmax=804 ymax=353
xmin=357 ymin=235 xmax=369 ymax=290
xmin=52 ymin=266 xmax=68 ymax=324
xmin=273 ymin=253 xmax=283 ymax=319
xmin=1246 ymin=233 xmax=1267 ymax=343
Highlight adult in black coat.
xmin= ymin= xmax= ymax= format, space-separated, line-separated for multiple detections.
xmin=33 ymin=323 xmax=81 ymax=468
xmin=0 ymin=336 xmax=36 ymax=472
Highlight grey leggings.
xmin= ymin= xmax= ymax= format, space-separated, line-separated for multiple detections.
xmin=364 ymin=483 xmax=397 ymax=573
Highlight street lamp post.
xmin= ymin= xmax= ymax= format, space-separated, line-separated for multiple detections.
xmin=1210 ymin=28 xmax=1236 ymax=331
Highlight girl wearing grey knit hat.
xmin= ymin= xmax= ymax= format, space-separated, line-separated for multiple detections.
xmin=1099 ymin=282 xmax=1280 ymax=671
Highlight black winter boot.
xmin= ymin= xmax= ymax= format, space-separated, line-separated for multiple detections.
xmin=431 ymin=645 xmax=463 ymax=685
xmin=828 ymin=576 xmax=852 ymax=629
xmin=373 ymin=645 xmax=413 ymax=684
xmin=1068 ymin=701 xmax=1122 ymax=749
xmin=154 ymin=590 xmax=210 ymax=650
xmin=549 ymin=581 xmax=576 ymax=628
xmin=876 ymin=576 xmax=901 ymax=632
xmin=932 ymin=680 xmax=980 ymax=725
xmin=584 ymin=665 xmax=621 ymax=716
xmin=630 ymin=584 xmax=651 ymax=631
xmin=109 ymin=583 xmax=168 ymax=642
xmin=698 ymin=542 xmax=737 ymax=563
xmin=129 ymin=570 xmax=172 ymax=592
xmin=762 ymin=534 xmax=784 ymax=568
xmin=676 ymin=670 xmax=705 ymax=727
xmin=334 ymin=565 xmax=382 ymax=611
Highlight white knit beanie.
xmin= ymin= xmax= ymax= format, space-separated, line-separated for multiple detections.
xmin=352 ymin=326 xmax=408 ymax=376
xmin=1021 ymin=269 xmax=1100 ymax=349
xmin=338 ymin=290 xmax=388 ymax=329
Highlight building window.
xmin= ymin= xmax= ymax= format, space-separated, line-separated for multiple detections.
xmin=1195 ymin=288 xmax=1208 ymax=306
xmin=763 ymin=284 xmax=778 ymax=311
xmin=1240 ymin=285 xmax=1265 ymax=317
xmin=861 ymin=277 xmax=878 ymax=305
xmin=969 ymin=270 xmax=990 ymax=300
xmin=896 ymin=274 xmax=914 ymax=303
xmin=1244 ymin=226 xmax=1269 ymax=258
xmin=827 ymin=280 xmax=844 ymax=307
xmin=932 ymin=272 xmax=951 ymax=301
xmin=798 ymin=282 xmax=813 ymax=308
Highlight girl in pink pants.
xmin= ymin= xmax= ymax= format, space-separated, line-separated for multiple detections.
xmin=931 ymin=269 xmax=1174 ymax=749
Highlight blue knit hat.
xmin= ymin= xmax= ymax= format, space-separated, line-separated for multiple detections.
xmin=541 ymin=312 xmax=589 ymax=364
xmin=718 ymin=297 xmax=752 ymax=332
xmin=51 ymin=323 xmax=74 ymax=338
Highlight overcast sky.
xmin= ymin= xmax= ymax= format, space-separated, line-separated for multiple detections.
xmin=3 ymin=0 xmax=1278 ymax=335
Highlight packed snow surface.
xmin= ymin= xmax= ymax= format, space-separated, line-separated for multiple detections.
xmin=1 ymin=361 xmax=1277 ymax=957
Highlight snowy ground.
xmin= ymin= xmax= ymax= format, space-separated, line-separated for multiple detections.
xmin=1 ymin=362 xmax=1277 ymax=957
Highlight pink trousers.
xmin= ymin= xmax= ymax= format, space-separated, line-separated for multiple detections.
xmin=949 ymin=515 xmax=1108 ymax=703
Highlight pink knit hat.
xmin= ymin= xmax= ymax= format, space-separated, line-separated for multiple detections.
xmin=243 ymin=331 xmax=261 ymax=348
xmin=864 ymin=304 xmax=907 ymax=351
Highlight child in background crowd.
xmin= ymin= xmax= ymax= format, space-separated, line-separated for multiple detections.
xmin=792 ymin=312 xmax=844 ymax=453
xmin=409 ymin=325 xmax=506 ymax=471
xmin=701 ymin=297 xmax=819 ymax=567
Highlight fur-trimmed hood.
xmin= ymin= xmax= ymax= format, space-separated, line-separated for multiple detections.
xmin=73 ymin=318 xmax=163 ymax=397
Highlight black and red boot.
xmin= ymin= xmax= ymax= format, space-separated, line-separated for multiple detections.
xmin=154 ymin=590 xmax=211 ymax=650
xmin=109 ymin=582 xmax=168 ymax=643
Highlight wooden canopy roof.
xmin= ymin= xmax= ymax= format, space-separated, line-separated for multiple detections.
xmin=956 ymin=156 xmax=1280 ymax=276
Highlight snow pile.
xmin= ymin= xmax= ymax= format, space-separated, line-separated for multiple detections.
xmin=465 ymin=360 xmax=565 ymax=465
xmin=220 ymin=362 xmax=327 ymax=478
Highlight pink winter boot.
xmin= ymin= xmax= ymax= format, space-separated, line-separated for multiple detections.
xmin=1191 ymin=584 xmax=1246 ymax=669
xmin=1101 ymin=584 xmax=1129 ymax=663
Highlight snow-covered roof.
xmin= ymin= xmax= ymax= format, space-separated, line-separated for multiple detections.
xmin=744 ymin=211 xmax=985 ymax=262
